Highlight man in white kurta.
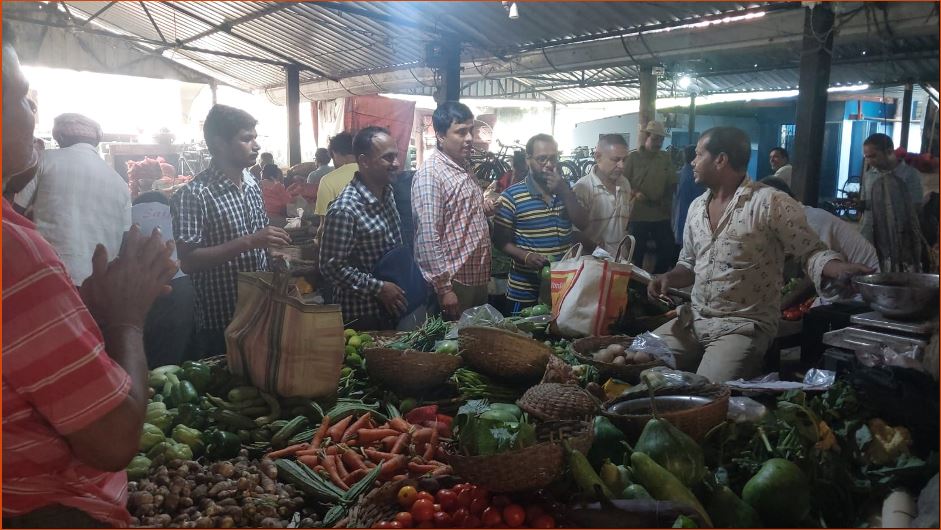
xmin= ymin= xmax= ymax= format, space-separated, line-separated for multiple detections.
xmin=573 ymin=134 xmax=633 ymax=256
xmin=648 ymin=127 xmax=873 ymax=382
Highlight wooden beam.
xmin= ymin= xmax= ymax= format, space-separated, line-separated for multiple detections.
xmin=791 ymin=5 xmax=834 ymax=207
xmin=286 ymin=65 xmax=302 ymax=166
xmin=442 ymin=42 xmax=462 ymax=102
xmin=688 ymin=93 xmax=697 ymax=141
xmin=638 ymin=69 xmax=658 ymax=145
xmin=900 ymin=83 xmax=914 ymax=150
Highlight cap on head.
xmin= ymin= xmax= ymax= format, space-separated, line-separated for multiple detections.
xmin=643 ymin=120 xmax=667 ymax=138
xmin=53 ymin=113 xmax=102 ymax=147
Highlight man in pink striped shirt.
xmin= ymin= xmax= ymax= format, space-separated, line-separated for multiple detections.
xmin=3 ymin=28 xmax=178 ymax=527
xmin=412 ymin=102 xmax=492 ymax=319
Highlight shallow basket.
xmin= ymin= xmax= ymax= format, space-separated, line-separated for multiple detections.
xmin=571 ymin=335 xmax=665 ymax=384
xmin=602 ymin=385 xmax=730 ymax=442
xmin=517 ymin=383 xmax=600 ymax=421
xmin=344 ymin=476 xmax=462 ymax=528
xmin=364 ymin=347 xmax=462 ymax=394
xmin=458 ymin=326 xmax=551 ymax=383
xmin=445 ymin=420 xmax=593 ymax=493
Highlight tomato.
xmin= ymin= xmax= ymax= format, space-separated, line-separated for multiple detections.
xmin=463 ymin=515 xmax=482 ymax=528
xmin=374 ymin=523 xmax=392 ymax=529
xmin=436 ymin=489 xmax=458 ymax=512
xmin=531 ymin=515 xmax=555 ymax=529
xmin=491 ymin=495 xmax=511 ymax=509
xmin=395 ymin=512 xmax=414 ymax=528
xmin=457 ymin=489 xmax=475 ymax=509
xmin=411 ymin=499 xmax=436 ymax=523
xmin=432 ymin=511 xmax=452 ymax=528
xmin=524 ymin=505 xmax=544 ymax=524
xmin=472 ymin=486 xmax=490 ymax=502
xmin=389 ymin=522 xmax=403 ymax=529
xmin=451 ymin=508 xmax=470 ymax=526
xmin=482 ymin=507 xmax=503 ymax=527
xmin=398 ymin=486 xmax=419 ymax=509
xmin=416 ymin=491 xmax=435 ymax=504
xmin=469 ymin=496 xmax=488 ymax=515
xmin=503 ymin=505 xmax=526 ymax=527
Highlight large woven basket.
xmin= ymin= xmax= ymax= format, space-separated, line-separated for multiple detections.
xmin=458 ymin=326 xmax=550 ymax=383
xmin=602 ymin=385 xmax=730 ymax=442
xmin=344 ymin=476 xmax=463 ymax=528
xmin=445 ymin=420 xmax=593 ymax=493
xmin=517 ymin=383 xmax=600 ymax=421
xmin=571 ymin=335 xmax=665 ymax=384
xmin=364 ymin=348 xmax=462 ymax=394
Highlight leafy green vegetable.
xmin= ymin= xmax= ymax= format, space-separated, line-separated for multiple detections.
xmin=454 ymin=400 xmax=537 ymax=456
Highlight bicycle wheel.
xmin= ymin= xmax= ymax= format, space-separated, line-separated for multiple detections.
xmin=559 ymin=160 xmax=581 ymax=184
xmin=474 ymin=161 xmax=504 ymax=182
xmin=579 ymin=159 xmax=596 ymax=177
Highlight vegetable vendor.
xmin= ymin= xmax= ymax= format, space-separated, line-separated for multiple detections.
xmin=2 ymin=24 xmax=180 ymax=527
xmin=494 ymin=133 xmax=589 ymax=314
xmin=319 ymin=127 xmax=408 ymax=331
xmin=648 ymin=127 xmax=874 ymax=382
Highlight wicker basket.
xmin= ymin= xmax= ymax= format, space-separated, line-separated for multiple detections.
xmin=571 ymin=335 xmax=665 ymax=384
xmin=602 ymin=385 xmax=730 ymax=442
xmin=445 ymin=420 xmax=593 ymax=493
xmin=364 ymin=347 xmax=462 ymax=394
xmin=458 ymin=326 xmax=550 ymax=383
xmin=345 ymin=476 xmax=462 ymax=528
xmin=517 ymin=383 xmax=600 ymax=421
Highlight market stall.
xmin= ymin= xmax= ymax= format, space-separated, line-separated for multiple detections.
xmin=126 ymin=280 xmax=939 ymax=528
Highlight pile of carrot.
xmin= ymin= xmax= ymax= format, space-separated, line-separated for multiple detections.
xmin=265 ymin=412 xmax=452 ymax=491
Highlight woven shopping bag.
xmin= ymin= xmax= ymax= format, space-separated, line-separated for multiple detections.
xmin=549 ymin=235 xmax=635 ymax=337
xmin=225 ymin=258 xmax=344 ymax=398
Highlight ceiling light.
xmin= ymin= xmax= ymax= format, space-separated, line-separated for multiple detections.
xmin=503 ymin=1 xmax=519 ymax=19
xmin=828 ymin=83 xmax=870 ymax=92
xmin=678 ymin=75 xmax=692 ymax=90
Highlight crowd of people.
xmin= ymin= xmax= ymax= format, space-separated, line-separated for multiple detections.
xmin=2 ymin=20 xmax=933 ymax=526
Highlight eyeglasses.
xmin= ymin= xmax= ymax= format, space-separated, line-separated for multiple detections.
xmin=531 ymin=154 xmax=559 ymax=166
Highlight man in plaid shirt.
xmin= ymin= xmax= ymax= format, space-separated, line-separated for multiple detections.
xmin=413 ymin=102 xmax=492 ymax=319
xmin=320 ymin=126 xmax=408 ymax=330
xmin=171 ymin=105 xmax=291 ymax=356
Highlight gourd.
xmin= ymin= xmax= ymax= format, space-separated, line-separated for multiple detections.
xmin=633 ymin=375 xmax=705 ymax=487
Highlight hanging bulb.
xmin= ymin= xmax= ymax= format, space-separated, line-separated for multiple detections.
xmin=508 ymin=2 xmax=519 ymax=19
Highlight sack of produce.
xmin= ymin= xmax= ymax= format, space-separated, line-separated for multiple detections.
xmin=225 ymin=258 xmax=343 ymax=398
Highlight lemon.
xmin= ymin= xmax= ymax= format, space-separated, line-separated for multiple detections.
xmin=347 ymin=335 xmax=362 ymax=348
xmin=358 ymin=333 xmax=374 ymax=343
xmin=344 ymin=328 xmax=357 ymax=339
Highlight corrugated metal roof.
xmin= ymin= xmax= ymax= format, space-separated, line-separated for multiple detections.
xmin=10 ymin=1 xmax=938 ymax=104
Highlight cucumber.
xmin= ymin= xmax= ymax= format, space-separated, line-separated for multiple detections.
xmin=271 ymin=416 xmax=309 ymax=449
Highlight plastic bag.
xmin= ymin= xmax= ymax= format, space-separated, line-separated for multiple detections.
xmin=727 ymin=396 xmax=768 ymax=423
xmin=446 ymin=304 xmax=516 ymax=339
xmin=856 ymin=343 xmax=927 ymax=373
xmin=629 ymin=332 xmax=677 ymax=368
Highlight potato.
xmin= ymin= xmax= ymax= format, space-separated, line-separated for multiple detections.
xmin=633 ymin=351 xmax=653 ymax=363
xmin=607 ymin=344 xmax=625 ymax=355
xmin=594 ymin=348 xmax=617 ymax=363
xmin=623 ymin=351 xmax=637 ymax=363
xmin=612 ymin=356 xmax=627 ymax=365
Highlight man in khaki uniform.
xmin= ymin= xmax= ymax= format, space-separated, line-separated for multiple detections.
xmin=624 ymin=120 xmax=677 ymax=273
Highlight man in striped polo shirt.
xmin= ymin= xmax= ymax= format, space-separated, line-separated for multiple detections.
xmin=494 ymin=134 xmax=589 ymax=313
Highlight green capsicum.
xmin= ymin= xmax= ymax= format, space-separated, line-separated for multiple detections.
xmin=180 ymin=361 xmax=211 ymax=394
xmin=126 ymin=455 xmax=152 ymax=481
xmin=147 ymin=441 xmax=173 ymax=460
xmin=168 ymin=380 xmax=199 ymax=408
xmin=148 ymin=365 xmax=182 ymax=389
xmin=175 ymin=402 xmax=207 ymax=430
xmin=145 ymin=401 xmax=174 ymax=433
xmin=206 ymin=430 xmax=242 ymax=460
xmin=139 ymin=423 xmax=166 ymax=452
xmin=171 ymin=424 xmax=205 ymax=456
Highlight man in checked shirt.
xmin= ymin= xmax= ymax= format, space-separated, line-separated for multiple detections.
xmin=171 ymin=105 xmax=291 ymax=357
xmin=413 ymin=102 xmax=492 ymax=319
xmin=320 ymin=127 xmax=408 ymax=330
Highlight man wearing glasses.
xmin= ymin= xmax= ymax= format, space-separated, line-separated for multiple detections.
xmin=494 ymin=133 xmax=589 ymax=313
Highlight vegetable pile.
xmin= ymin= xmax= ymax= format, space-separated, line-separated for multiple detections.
xmin=589 ymin=342 xmax=653 ymax=365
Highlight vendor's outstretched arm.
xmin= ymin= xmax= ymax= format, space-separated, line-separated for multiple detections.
xmin=177 ymin=226 xmax=290 ymax=274
xmin=648 ymin=265 xmax=695 ymax=299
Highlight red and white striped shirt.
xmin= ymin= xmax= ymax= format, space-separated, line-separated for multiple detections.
xmin=2 ymin=198 xmax=133 ymax=527
xmin=412 ymin=149 xmax=491 ymax=293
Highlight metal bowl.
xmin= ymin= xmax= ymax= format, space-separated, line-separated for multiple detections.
xmin=606 ymin=394 xmax=714 ymax=416
xmin=853 ymin=273 xmax=939 ymax=320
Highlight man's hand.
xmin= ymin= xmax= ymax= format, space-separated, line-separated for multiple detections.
xmin=249 ymin=226 xmax=291 ymax=250
xmin=439 ymin=290 xmax=461 ymax=320
xmin=647 ymin=274 xmax=671 ymax=301
xmin=546 ymin=171 xmax=569 ymax=195
xmin=377 ymin=281 xmax=408 ymax=317
xmin=822 ymin=260 xmax=875 ymax=288
xmin=483 ymin=197 xmax=498 ymax=217
xmin=522 ymin=252 xmax=550 ymax=269
xmin=80 ymin=225 xmax=179 ymax=330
